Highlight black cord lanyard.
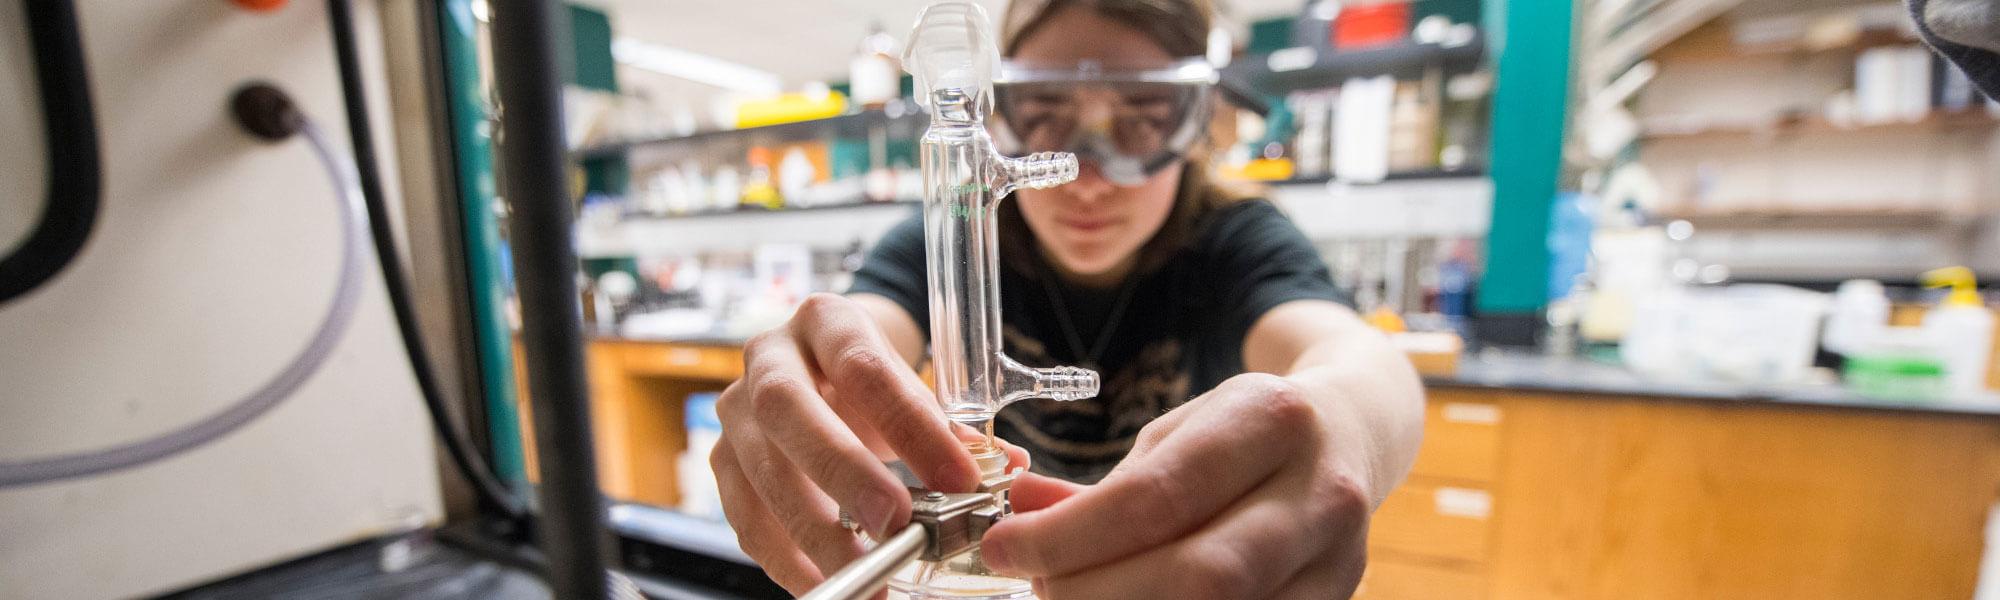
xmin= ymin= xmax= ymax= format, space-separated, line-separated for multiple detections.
xmin=1038 ymin=258 xmax=1142 ymax=369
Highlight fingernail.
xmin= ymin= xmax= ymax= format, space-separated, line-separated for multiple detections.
xmin=858 ymin=491 xmax=897 ymax=538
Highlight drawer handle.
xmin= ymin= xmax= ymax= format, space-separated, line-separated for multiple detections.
xmin=1434 ymin=487 xmax=1492 ymax=520
xmin=1441 ymin=402 xmax=1501 ymax=425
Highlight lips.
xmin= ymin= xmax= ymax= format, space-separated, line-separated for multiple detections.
xmin=1057 ymin=217 xmax=1117 ymax=233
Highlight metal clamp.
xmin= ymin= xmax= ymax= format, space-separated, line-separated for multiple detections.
xmin=809 ymin=465 xmax=1019 ymax=600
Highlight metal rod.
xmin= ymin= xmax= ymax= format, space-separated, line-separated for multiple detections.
xmin=800 ymin=525 xmax=929 ymax=600
xmin=486 ymin=1 xmax=613 ymax=598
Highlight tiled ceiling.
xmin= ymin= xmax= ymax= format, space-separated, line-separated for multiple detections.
xmin=592 ymin=0 xmax=1306 ymax=108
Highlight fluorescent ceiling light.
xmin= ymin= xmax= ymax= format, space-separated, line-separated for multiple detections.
xmin=612 ymin=38 xmax=783 ymax=95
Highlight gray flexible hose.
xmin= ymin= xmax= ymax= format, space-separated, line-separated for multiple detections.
xmin=0 ymin=120 xmax=365 ymax=487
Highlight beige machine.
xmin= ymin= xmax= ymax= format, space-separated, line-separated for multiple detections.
xmin=0 ymin=1 xmax=444 ymax=597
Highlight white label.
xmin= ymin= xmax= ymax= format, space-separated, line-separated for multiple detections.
xmin=1267 ymin=47 xmax=1317 ymax=72
xmin=667 ymin=348 xmax=704 ymax=366
xmin=1434 ymin=487 xmax=1492 ymax=520
xmin=1441 ymin=402 xmax=1502 ymax=425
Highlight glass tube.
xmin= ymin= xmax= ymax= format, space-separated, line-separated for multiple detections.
xmin=889 ymin=4 xmax=1096 ymax=598
xmin=905 ymin=1 xmax=1097 ymax=426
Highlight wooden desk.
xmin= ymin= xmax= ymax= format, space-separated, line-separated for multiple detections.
xmin=521 ymin=339 xmax=2000 ymax=598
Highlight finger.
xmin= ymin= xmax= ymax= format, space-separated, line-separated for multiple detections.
xmin=1269 ymin=536 xmax=1366 ymax=600
xmin=711 ymin=440 xmax=824 ymax=594
xmin=1033 ymin=467 xmax=1357 ymax=600
xmin=792 ymin=294 xmax=979 ymax=492
xmin=1000 ymin=440 xmax=1030 ymax=473
xmin=825 ymin=380 xmax=895 ymax=460
xmin=748 ymin=437 xmax=868 ymax=577
xmin=984 ymin=378 xmax=1318 ymax=576
xmin=1007 ymin=472 xmax=1084 ymax=513
xmin=743 ymin=330 xmax=911 ymax=538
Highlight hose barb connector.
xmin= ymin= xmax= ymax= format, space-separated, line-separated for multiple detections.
xmin=995 ymin=152 xmax=1079 ymax=197
xmin=1003 ymin=358 xmax=1099 ymax=403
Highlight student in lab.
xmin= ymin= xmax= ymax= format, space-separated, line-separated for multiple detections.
xmin=709 ymin=0 xmax=1423 ymax=597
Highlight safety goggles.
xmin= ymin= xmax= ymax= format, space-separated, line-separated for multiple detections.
xmin=992 ymin=58 xmax=1218 ymax=186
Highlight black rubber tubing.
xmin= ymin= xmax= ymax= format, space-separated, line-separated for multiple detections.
xmin=1 ymin=0 xmax=102 ymax=305
xmin=325 ymin=0 xmax=529 ymax=523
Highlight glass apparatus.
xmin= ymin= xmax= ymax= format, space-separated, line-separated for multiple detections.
xmin=892 ymin=3 xmax=1096 ymax=598
xmin=907 ymin=1 xmax=1097 ymax=426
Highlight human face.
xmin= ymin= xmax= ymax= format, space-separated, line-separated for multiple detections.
xmin=1005 ymin=7 xmax=1184 ymax=286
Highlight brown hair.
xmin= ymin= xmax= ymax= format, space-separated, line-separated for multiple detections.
xmin=995 ymin=0 xmax=1248 ymax=280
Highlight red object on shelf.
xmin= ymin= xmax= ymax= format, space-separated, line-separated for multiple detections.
xmin=1334 ymin=2 xmax=1411 ymax=49
xmin=232 ymin=0 xmax=287 ymax=11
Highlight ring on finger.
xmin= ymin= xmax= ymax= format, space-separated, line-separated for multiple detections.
xmin=837 ymin=509 xmax=865 ymax=537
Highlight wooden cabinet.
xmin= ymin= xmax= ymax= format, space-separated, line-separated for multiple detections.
xmin=1485 ymin=394 xmax=2000 ymax=600
xmin=515 ymin=339 xmax=743 ymax=508
xmin=1410 ymin=391 xmax=1503 ymax=483
xmin=1372 ymin=479 xmax=1493 ymax=565
xmin=1392 ymin=386 xmax=2000 ymax=600
xmin=1357 ymin=558 xmax=1488 ymax=600
xmin=520 ymin=340 xmax=2000 ymax=598
xmin=1365 ymin=388 xmax=1503 ymax=599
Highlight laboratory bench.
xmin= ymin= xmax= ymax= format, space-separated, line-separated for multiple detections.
xmin=516 ymin=337 xmax=2000 ymax=599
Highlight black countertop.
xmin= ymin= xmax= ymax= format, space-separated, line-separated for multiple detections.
xmin=592 ymin=333 xmax=2000 ymax=418
xmin=1429 ymin=350 xmax=2000 ymax=418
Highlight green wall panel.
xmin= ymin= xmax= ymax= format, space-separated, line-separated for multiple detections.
xmin=566 ymin=4 xmax=618 ymax=93
xmin=1477 ymin=0 xmax=1572 ymax=314
xmin=438 ymin=0 xmax=526 ymax=484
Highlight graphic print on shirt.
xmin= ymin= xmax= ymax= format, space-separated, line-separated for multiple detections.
xmin=996 ymin=325 xmax=1191 ymax=483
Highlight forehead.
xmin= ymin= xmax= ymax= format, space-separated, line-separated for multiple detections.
xmin=1007 ymin=6 xmax=1178 ymax=70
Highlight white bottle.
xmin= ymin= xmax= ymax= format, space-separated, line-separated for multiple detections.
xmin=1825 ymin=279 xmax=1889 ymax=356
xmin=1920 ymin=267 xmax=1995 ymax=398
xmin=849 ymin=22 xmax=901 ymax=109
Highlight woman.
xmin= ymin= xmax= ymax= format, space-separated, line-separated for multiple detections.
xmin=709 ymin=0 xmax=1424 ymax=597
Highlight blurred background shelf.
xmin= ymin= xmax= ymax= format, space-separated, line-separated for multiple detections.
xmin=1259 ymin=165 xmax=1488 ymax=187
xmin=1657 ymin=206 xmax=1990 ymax=231
xmin=1641 ymin=110 xmax=1999 ymax=140
xmin=573 ymin=102 xmax=926 ymax=159
xmin=617 ymin=198 xmax=918 ymax=221
xmin=1224 ymin=36 xmax=1486 ymax=96
xmin=1651 ymin=13 xmax=1923 ymax=65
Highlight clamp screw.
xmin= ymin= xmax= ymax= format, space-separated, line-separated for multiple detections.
xmin=924 ymin=491 xmax=946 ymax=501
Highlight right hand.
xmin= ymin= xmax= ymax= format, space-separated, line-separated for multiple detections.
xmin=709 ymin=293 xmax=1024 ymax=594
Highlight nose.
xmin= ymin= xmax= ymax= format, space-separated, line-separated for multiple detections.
xmin=1063 ymin=160 xmax=1115 ymax=204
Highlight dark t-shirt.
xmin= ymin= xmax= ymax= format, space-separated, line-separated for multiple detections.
xmin=848 ymin=199 xmax=1348 ymax=483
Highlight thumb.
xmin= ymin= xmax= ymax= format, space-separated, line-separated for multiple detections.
xmin=1008 ymin=472 xmax=1084 ymax=513
xmin=997 ymin=438 xmax=1031 ymax=473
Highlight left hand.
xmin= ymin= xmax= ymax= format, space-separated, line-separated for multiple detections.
xmin=978 ymin=373 xmax=1377 ymax=599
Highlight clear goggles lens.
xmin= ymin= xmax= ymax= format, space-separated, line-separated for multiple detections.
xmin=992 ymin=59 xmax=1216 ymax=185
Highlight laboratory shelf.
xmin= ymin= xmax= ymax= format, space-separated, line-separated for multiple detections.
xmin=618 ymin=198 xmax=919 ymax=222
xmin=1223 ymin=35 xmax=1486 ymax=96
xmin=1654 ymin=206 xmax=1991 ymax=231
xmin=1258 ymin=165 xmax=1489 ymax=188
xmin=573 ymin=100 xmax=928 ymax=160
xmin=1640 ymin=109 xmax=1999 ymax=141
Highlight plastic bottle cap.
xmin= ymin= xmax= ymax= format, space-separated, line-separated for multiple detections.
xmin=1921 ymin=266 xmax=1983 ymax=308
